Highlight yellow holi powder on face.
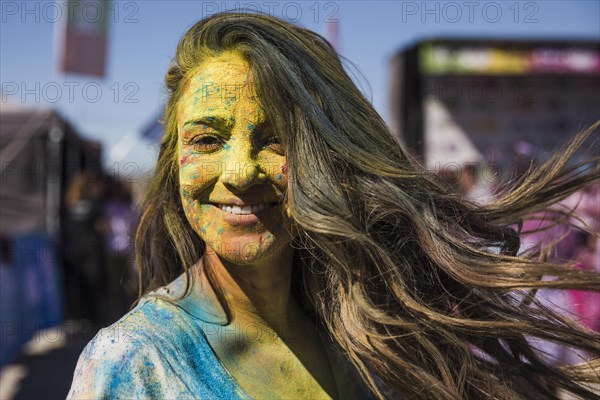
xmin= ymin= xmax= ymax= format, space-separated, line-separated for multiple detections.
xmin=177 ymin=52 xmax=291 ymax=265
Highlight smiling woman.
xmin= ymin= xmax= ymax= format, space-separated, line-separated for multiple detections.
xmin=177 ymin=51 xmax=291 ymax=268
xmin=68 ymin=12 xmax=600 ymax=400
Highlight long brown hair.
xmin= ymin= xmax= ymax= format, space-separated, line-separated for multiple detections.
xmin=135 ymin=12 xmax=600 ymax=399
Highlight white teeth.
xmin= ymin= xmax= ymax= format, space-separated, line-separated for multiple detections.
xmin=231 ymin=205 xmax=242 ymax=214
xmin=217 ymin=203 xmax=273 ymax=215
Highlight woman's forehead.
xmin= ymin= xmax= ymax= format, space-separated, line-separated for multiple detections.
xmin=177 ymin=53 xmax=269 ymax=129
xmin=189 ymin=51 xmax=254 ymax=91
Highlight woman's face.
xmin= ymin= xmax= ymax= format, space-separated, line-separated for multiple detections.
xmin=177 ymin=51 xmax=291 ymax=265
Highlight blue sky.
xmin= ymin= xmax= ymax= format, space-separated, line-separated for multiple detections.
xmin=2 ymin=0 xmax=599 ymax=174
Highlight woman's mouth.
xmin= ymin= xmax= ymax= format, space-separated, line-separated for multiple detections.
xmin=211 ymin=202 xmax=280 ymax=227
xmin=213 ymin=203 xmax=278 ymax=215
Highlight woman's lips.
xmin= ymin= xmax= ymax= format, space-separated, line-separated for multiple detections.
xmin=211 ymin=202 xmax=279 ymax=226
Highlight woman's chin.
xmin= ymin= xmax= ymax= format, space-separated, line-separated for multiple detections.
xmin=204 ymin=235 xmax=288 ymax=266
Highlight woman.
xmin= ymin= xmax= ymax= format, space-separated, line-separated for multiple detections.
xmin=69 ymin=12 xmax=600 ymax=399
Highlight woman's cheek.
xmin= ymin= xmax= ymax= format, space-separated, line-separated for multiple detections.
xmin=179 ymin=149 xmax=215 ymax=195
xmin=274 ymin=161 xmax=287 ymax=185
xmin=179 ymin=152 xmax=217 ymax=238
xmin=260 ymin=153 xmax=287 ymax=189
xmin=180 ymin=165 xmax=202 ymax=188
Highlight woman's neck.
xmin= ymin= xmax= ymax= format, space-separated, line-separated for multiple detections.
xmin=199 ymin=245 xmax=299 ymax=330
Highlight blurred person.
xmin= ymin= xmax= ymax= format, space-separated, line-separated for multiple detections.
xmin=63 ymin=171 xmax=108 ymax=325
xmin=68 ymin=13 xmax=600 ymax=400
xmin=103 ymin=177 xmax=137 ymax=322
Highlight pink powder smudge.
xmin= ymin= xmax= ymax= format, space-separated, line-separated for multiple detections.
xmin=281 ymin=164 xmax=287 ymax=174
xmin=180 ymin=155 xmax=191 ymax=165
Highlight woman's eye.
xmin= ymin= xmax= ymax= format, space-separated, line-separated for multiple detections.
xmin=191 ymin=135 xmax=223 ymax=153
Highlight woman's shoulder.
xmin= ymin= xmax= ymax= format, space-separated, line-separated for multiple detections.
xmin=67 ymin=298 xmax=186 ymax=398
xmin=84 ymin=295 xmax=191 ymax=353
xmin=67 ymin=292 xmax=225 ymax=399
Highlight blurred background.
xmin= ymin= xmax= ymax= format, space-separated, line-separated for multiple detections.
xmin=1 ymin=1 xmax=599 ymax=398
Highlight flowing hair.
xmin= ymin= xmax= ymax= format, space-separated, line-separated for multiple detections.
xmin=135 ymin=12 xmax=600 ymax=399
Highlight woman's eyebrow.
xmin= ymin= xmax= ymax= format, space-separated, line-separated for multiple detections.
xmin=181 ymin=115 xmax=234 ymax=130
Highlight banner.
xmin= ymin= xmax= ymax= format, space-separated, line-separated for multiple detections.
xmin=61 ymin=0 xmax=109 ymax=77
xmin=420 ymin=44 xmax=600 ymax=75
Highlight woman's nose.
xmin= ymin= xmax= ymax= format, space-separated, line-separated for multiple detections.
xmin=220 ymin=140 xmax=267 ymax=191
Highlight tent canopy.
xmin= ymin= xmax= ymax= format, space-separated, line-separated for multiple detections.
xmin=1 ymin=105 xmax=101 ymax=235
